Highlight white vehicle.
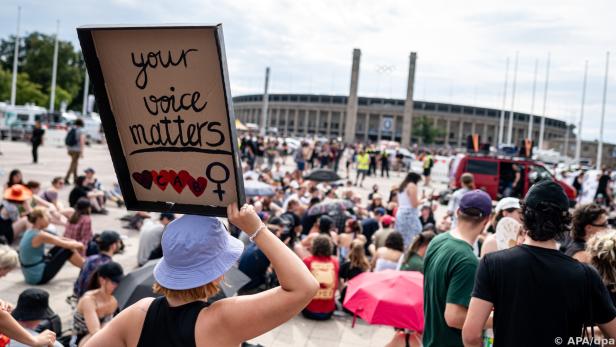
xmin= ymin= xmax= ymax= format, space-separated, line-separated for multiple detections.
xmin=0 ymin=103 xmax=47 ymax=140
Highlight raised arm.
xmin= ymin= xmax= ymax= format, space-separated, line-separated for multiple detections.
xmin=211 ymin=203 xmax=319 ymax=345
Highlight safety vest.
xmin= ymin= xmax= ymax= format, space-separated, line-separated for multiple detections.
xmin=357 ymin=153 xmax=370 ymax=170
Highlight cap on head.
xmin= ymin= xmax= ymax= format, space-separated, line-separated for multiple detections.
xmin=374 ymin=207 xmax=386 ymax=216
xmin=98 ymin=261 xmax=124 ymax=283
xmin=524 ymin=180 xmax=569 ymax=211
xmin=381 ymin=215 xmax=395 ymax=227
xmin=459 ymin=190 xmax=492 ymax=218
xmin=495 ymin=197 xmax=521 ymax=213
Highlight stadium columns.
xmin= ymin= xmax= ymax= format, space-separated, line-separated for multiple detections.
xmin=401 ymin=52 xmax=418 ymax=148
xmin=259 ymin=67 xmax=270 ymax=136
xmin=344 ymin=49 xmax=361 ymax=144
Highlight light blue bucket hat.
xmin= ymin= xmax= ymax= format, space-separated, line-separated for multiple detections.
xmin=153 ymin=215 xmax=244 ymax=290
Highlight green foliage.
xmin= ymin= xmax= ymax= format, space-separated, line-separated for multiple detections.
xmin=412 ymin=115 xmax=445 ymax=144
xmin=0 ymin=68 xmax=47 ymax=106
xmin=0 ymin=32 xmax=85 ymax=109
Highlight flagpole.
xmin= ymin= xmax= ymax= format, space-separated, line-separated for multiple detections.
xmin=575 ymin=60 xmax=588 ymax=164
xmin=597 ymin=52 xmax=610 ymax=170
xmin=507 ymin=52 xmax=519 ymax=144
xmin=498 ymin=57 xmax=510 ymax=146
xmin=538 ymin=53 xmax=551 ymax=150
xmin=527 ymin=59 xmax=538 ymax=140
xmin=49 ymin=20 xmax=60 ymax=112
xmin=82 ymin=71 xmax=89 ymax=115
xmin=10 ymin=6 xmax=21 ymax=106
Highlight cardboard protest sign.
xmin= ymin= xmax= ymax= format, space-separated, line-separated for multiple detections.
xmin=77 ymin=24 xmax=244 ymax=217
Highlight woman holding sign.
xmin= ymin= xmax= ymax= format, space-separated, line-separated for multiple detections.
xmin=83 ymin=203 xmax=319 ymax=347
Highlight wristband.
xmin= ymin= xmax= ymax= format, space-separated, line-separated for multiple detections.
xmin=249 ymin=224 xmax=267 ymax=242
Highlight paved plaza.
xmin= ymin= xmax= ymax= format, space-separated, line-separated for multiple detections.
xmin=0 ymin=139 xmax=423 ymax=347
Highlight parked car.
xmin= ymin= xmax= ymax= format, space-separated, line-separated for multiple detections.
xmin=448 ymin=154 xmax=577 ymax=206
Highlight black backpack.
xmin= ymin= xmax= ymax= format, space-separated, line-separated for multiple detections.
xmin=65 ymin=128 xmax=78 ymax=147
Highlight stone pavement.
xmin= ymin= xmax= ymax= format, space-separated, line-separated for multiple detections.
xmin=0 ymin=139 xmax=438 ymax=346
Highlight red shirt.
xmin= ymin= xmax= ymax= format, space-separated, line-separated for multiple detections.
xmin=303 ymin=255 xmax=339 ymax=314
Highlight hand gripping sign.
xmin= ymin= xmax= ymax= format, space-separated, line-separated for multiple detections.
xmin=78 ymin=24 xmax=244 ymax=217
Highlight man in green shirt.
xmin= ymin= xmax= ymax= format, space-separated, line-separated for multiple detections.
xmin=423 ymin=190 xmax=492 ymax=347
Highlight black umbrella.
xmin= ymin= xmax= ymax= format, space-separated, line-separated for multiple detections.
xmin=114 ymin=260 xmax=251 ymax=311
xmin=303 ymin=169 xmax=342 ymax=182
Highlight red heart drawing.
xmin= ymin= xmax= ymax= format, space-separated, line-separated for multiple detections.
xmin=152 ymin=170 xmax=169 ymax=191
xmin=178 ymin=170 xmax=193 ymax=188
xmin=168 ymin=170 xmax=185 ymax=193
xmin=132 ymin=170 xmax=153 ymax=190
xmin=189 ymin=177 xmax=208 ymax=197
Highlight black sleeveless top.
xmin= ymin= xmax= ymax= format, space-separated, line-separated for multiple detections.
xmin=136 ymin=296 xmax=209 ymax=347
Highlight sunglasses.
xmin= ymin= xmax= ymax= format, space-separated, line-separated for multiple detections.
xmin=590 ymin=222 xmax=609 ymax=228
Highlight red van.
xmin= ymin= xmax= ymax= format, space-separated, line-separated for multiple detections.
xmin=449 ymin=154 xmax=577 ymax=206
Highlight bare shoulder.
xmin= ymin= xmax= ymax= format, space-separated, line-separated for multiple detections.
xmin=132 ymin=297 xmax=156 ymax=313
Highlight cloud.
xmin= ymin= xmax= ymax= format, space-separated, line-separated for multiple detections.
xmin=0 ymin=0 xmax=614 ymax=142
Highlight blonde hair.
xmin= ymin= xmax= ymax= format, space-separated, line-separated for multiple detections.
xmin=153 ymin=280 xmax=221 ymax=302
xmin=588 ymin=230 xmax=616 ymax=288
xmin=26 ymin=207 xmax=48 ymax=224
xmin=0 ymin=245 xmax=19 ymax=271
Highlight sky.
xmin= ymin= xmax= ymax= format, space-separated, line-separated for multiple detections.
xmin=0 ymin=0 xmax=615 ymax=142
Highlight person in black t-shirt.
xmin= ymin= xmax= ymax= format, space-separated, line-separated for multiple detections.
xmin=595 ymin=168 xmax=612 ymax=207
xmin=30 ymin=120 xmax=45 ymax=164
xmin=463 ymin=180 xmax=616 ymax=347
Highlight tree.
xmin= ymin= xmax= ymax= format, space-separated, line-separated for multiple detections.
xmin=0 ymin=32 xmax=85 ymax=109
xmin=412 ymin=115 xmax=445 ymax=145
xmin=0 ymin=67 xmax=47 ymax=106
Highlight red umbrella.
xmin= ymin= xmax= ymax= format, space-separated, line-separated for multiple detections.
xmin=343 ymin=270 xmax=424 ymax=332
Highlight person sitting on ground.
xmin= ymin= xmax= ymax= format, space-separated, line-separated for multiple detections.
xmin=9 ymin=289 xmax=63 ymax=347
xmin=303 ymin=234 xmax=339 ymax=321
xmin=68 ymin=176 xmax=106 ymax=215
xmin=74 ymin=231 xmax=123 ymax=299
xmin=419 ymin=204 xmax=436 ymax=228
xmin=480 ymin=217 xmax=523 ymax=257
xmin=63 ymin=198 xmax=93 ymax=257
xmin=372 ymin=231 xmax=405 ymax=272
xmin=83 ymin=168 xmax=107 ymax=210
xmin=399 ymin=231 xmax=436 ymax=273
xmin=72 ymin=262 xmax=123 ymax=346
xmin=369 ymin=214 xmax=395 ymax=256
xmin=41 ymin=177 xmax=69 ymax=212
xmin=137 ymin=213 xmax=175 ymax=267
xmin=0 ymin=304 xmax=56 ymax=347
xmin=4 ymin=170 xmax=24 ymax=190
xmin=301 ymin=215 xmax=339 ymax=253
xmin=0 ymin=247 xmax=57 ymax=347
xmin=19 ymin=208 xmax=84 ymax=285
xmin=339 ymin=239 xmax=370 ymax=305
xmin=367 ymin=194 xmax=385 ymax=212
xmin=463 ymin=181 xmax=616 ymax=347
xmin=561 ymin=203 xmax=608 ymax=263
xmin=82 ymin=204 xmax=318 ymax=347
xmin=338 ymin=219 xmax=365 ymax=262
xmin=25 ymin=181 xmax=72 ymax=226
xmin=1 ymin=185 xmax=35 ymax=245
xmin=588 ymin=230 xmax=616 ymax=305
xmin=238 ymin=224 xmax=289 ymax=295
